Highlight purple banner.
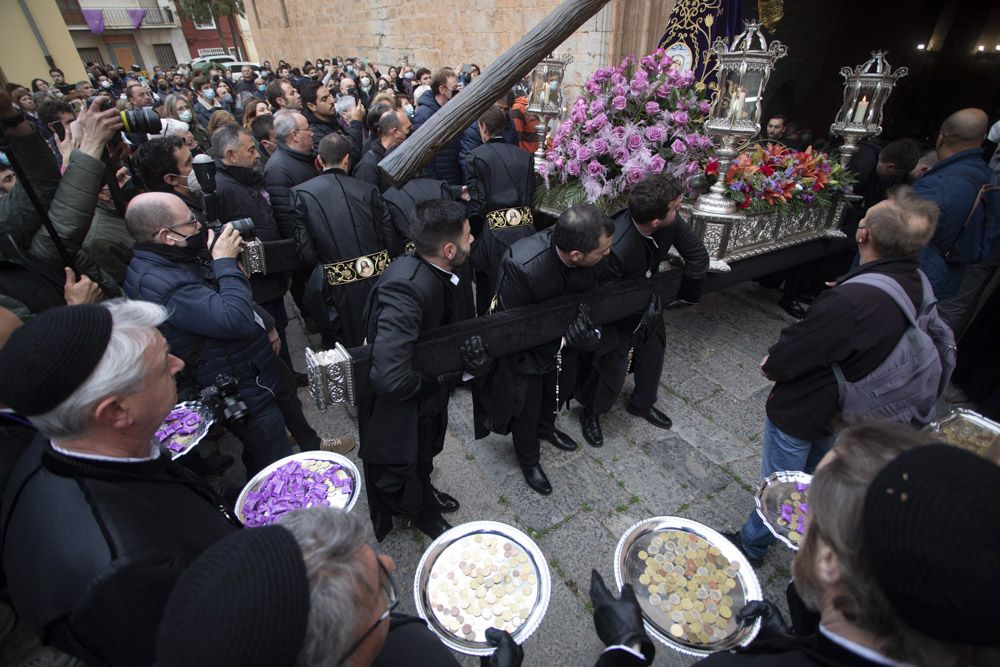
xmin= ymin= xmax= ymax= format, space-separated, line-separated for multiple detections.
xmin=82 ymin=8 xmax=105 ymax=34
xmin=658 ymin=0 xmax=744 ymax=86
xmin=127 ymin=8 xmax=148 ymax=30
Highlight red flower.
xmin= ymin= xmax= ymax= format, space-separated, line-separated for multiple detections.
xmin=760 ymin=165 xmax=774 ymax=177
xmin=705 ymin=159 xmax=719 ymax=176
xmin=738 ymin=192 xmax=751 ymax=209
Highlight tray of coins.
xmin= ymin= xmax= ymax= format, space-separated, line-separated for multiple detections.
xmin=414 ymin=521 xmax=551 ymax=656
xmin=924 ymin=408 xmax=1000 ymax=461
xmin=754 ymin=471 xmax=812 ymax=551
xmin=613 ymin=516 xmax=762 ymax=657
xmin=235 ymin=451 xmax=361 ymax=527
xmin=155 ymin=401 xmax=215 ymax=460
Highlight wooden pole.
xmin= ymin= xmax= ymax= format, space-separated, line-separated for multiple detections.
xmin=377 ymin=0 xmax=612 ymax=186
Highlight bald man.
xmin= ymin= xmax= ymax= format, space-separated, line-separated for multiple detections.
xmin=914 ymin=108 xmax=992 ymax=300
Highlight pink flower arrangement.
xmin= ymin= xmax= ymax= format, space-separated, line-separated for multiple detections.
xmin=539 ymin=49 xmax=713 ymax=209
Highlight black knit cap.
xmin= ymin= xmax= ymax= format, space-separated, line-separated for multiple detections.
xmin=862 ymin=444 xmax=1000 ymax=647
xmin=157 ymin=526 xmax=311 ymax=666
xmin=0 ymin=304 xmax=113 ymax=415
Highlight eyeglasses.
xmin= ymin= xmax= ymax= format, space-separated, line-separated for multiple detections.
xmin=337 ymin=558 xmax=398 ymax=666
xmin=164 ymin=215 xmax=199 ymax=231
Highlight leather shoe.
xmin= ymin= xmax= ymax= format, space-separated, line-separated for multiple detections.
xmin=539 ymin=429 xmax=578 ymax=452
xmin=431 ymin=486 xmax=460 ymax=513
xmin=579 ymin=409 xmax=604 ymax=448
xmin=777 ymin=295 xmax=807 ymax=319
xmin=521 ymin=464 xmax=552 ymax=495
xmin=626 ymin=403 xmax=673 ymax=429
xmin=415 ymin=516 xmax=452 ymax=539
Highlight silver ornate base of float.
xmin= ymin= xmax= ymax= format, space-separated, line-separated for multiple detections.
xmin=305 ymin=344 xmax=356 ymax=409
xmin=686 ymin=197 xmax=850 ymax=273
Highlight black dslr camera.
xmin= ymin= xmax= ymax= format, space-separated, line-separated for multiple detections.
xmin=191 ymin=154 xmax=267 ymax=273
xmin=86 ymin=94 xmax=162 ymax=135
xmin=199 ymin=373 xmax=250 ymax=429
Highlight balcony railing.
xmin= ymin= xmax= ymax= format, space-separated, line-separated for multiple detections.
xmin=62 ymin=6 xmax=178 ymax=29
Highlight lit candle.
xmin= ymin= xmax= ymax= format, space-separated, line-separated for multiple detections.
xmin=852 ymin=96 xmax=869 ymax=124
xmin=736 ymin=92 xmax=746 ymax=119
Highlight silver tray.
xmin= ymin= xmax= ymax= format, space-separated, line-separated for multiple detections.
xmin=234 ymin=451 xmax=361 ymax=526
xmin=413 ymin=521 xmax=551 ymax=656
xmin=924 ymin=408 xmax=1000 ymax=461
xmin=614 ymin=516 xmax=762 ymax=657
xmin=156 ymin=401 xmax=215 ymax=460
xmin=754 ymin=471 xmax=812 ymax=551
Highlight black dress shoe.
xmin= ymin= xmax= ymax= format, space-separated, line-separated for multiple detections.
xmin=777 ymin=295 xmax=807 ymax=319
xmin=415 ymin=516 xmax=452 ymax=539
xmin=720 ymin=531 xmax=764 ymax=568
xmin=626 ymin=403 xmax=673 ymax=429
xmin=539 ymin=429 xmax=578 ymax=451
xmin=579 ymin=409 xmax=604 ymax=448
xmin=521 ymin=464 xmax=552 ymax=495
xmin=431 ymin=486 xmax=460 ymax=513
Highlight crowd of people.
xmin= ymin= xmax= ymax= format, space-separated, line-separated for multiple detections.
xmin=0 ymin=49 xmax=998 ymax=667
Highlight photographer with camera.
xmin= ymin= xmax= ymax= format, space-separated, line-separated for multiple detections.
xmin=0 ymin=90 xmax=125 ymax=315
xmin=124 ymin=191 xmax=295 ymax=476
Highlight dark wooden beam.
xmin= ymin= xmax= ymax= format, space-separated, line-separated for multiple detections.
xmin=347 ymin=236 xmax=853 ymax=399
xmin=377 ymin=0 xmax=613 ymax=186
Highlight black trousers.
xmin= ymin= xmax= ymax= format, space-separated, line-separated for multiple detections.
xmin=275 ymin=360 xmax=320 ymax=450
xmin=584 ymin=320 xmax=666 ymax=415
xmin=510 ymin=370 xmax=557 ymax=468
xmin=258 ymin=296 xmax=293 ymax=370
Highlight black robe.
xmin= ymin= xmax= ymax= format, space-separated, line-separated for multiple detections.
xmin=358 ymin=254 xmax=474 ymax=539
xmin=381 ymin=178 xmax=464 ymax=257
xmin=291 ymin=167 xmax=393 ymax=348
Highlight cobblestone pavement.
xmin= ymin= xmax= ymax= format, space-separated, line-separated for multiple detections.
xmin=5 ymin=280 xmax=971 ymax=666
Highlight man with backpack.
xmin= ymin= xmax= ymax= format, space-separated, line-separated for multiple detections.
xmin=914 ymin=108 xmax=994 ymax=302
xmin=723 ymin=186 xmax=952 ymax=568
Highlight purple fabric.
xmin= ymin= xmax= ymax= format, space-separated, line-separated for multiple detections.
xmin=82 ymin=8 xmax=105 ymax=34
xmin=658 ymin=0 xmax=744 ymax=84
xmin=127 ymin=8 xmax=147 ymax=29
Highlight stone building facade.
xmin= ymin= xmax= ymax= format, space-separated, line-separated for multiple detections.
xmin=243 ymin=0 xmax=675 ymax=99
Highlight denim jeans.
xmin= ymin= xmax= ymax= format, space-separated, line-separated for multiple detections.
xmin=739 ymin=417 xmax=833 ymax=559
xmin=229 ymin=400 xmax=293 ymax=477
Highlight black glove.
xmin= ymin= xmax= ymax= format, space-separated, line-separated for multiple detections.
xmin=566 ymin=304 xmax=601 ymax=351
xmin=479 ymin=627 xmax=524 ymax=667
xmin=589 ymin=570 xmax=654 ymax=664
xmin=736 ymin=599 xmax=794 ymax=644
xmin=461 ymin=335 xmax=491 ymax=377
xmin=636 ymin=295 xmax=662 ymax=336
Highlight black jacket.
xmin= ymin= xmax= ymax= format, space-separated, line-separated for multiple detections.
xmin=695 ymin=629 xmax=891 ymax=667
xmin=302 ymin=108 xmax=363 ymax=170
xmin=359 ymin=255 xmax=473 ymax=525
xmin=1 ymin=439 xmax=239 ymax=666
xmin=763 ymin=258 xmax=922 ymax=440
xmin=355 ymin=140 xmax=390 ymax=194
xmin=382 ymin=178 xmax=464 ymax=256
xmin=292 ymin=168 xmax=393 ymax=347
xmin=213 ymin=161 xmax=288 ymax=303
xmin=262 ymin=143 xmax=319 ymax=236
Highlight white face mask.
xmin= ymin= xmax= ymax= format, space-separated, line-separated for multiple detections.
xmin=187 ymin=170 xmax=202 ymax=194
xmin=361 ymin=77 xmax=371 ymax=87
xmin=178 ymin=109 xmax=193 ymax=123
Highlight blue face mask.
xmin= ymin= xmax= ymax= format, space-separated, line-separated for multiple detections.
xmin=202 ymin=89 xmax=216 ymax=99
xmin=346 ymin=65 xmax=354 ymax=73
xmin=258 ymin=84 xmax=266 ymax=92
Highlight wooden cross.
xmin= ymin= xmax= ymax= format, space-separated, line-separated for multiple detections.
xmin=377 ymin=0 xmax=613 ymax=186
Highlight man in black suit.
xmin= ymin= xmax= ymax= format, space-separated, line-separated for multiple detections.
xmin=576 ymin=174 xmax=709 ymax=446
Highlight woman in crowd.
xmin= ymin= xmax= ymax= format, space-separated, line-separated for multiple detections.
xmin=242 ymin=100 xmax=271 ymax=128
xmin=161 ymin=93 xmax=210 ymax=150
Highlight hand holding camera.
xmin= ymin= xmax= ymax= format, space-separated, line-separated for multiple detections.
xmin=209 ymin=223 xmax=243 ymax=260
xmin=75 ymin=96 xmax=125 ymax=159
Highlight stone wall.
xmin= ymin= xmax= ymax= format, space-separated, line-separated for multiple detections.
xmin=243 ymin=0 xmax=673 ymax=102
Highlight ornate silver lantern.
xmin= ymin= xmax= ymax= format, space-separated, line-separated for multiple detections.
xmin=695 ymin=21 xmax=787 ymax=216
xmin=830 ymin=51 xmax=909 ymax=167
xmin=526 ymin=52 xmax=573 ymax=161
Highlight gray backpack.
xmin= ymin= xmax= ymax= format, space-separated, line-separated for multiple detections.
xmin=832 ymin=271 xmax=957 ymax=427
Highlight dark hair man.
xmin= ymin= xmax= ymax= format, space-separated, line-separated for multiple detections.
xmin=483 ymin=203 xmax=614 ymax=495
xmin=466 ymin=104 xmax=536 ymax=311
xmin=291 ymin=132 xmax=394 ymax=350
xmin=49 ymin=67 xmax=72 ymax=95
xmin=355 ymin=108 xmax=411 ymax=194
xmin=266 ymin=78 xmax=301 ymax=112
xmin=576 ymin=174 xmax=709 ymax=447
xmin=250 ymin=113 xmax=278 ymax=159
xmin=359 ymin=199 xmax=480 ymax=540
xmin=302 ymin=80 xmax=363 ymax=168
xmin=0 ymin=302 xmax=240 ymax=665
xmin=135 ymin=136 xmax=198 ymax=209
xmin=412 ymin=67 xmax=463 ymax=185
xmin=724 ymin=186 xmax=945 ymax=567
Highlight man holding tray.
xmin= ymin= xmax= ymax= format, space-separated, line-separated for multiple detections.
xmin=0 ymin=301 xmax=241 ymax=665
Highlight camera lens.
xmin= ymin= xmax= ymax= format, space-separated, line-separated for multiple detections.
xmin=228 ymin=218 xmax=255 ymax=240
xmin=122 ymin=107 xmax=162 ymax=135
